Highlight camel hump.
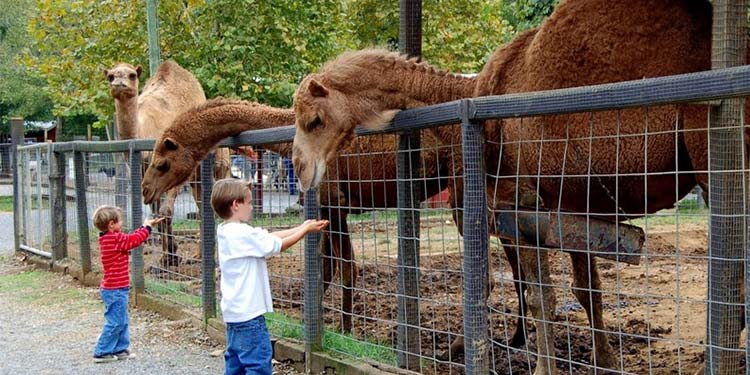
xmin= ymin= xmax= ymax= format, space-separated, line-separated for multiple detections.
xmin=140 ymin=60 xmax=206 ymax=105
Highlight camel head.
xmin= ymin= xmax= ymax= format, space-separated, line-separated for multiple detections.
xmin=104 ymin=63 xmax=141 ymax=100
xmin=292 ymin=73 xmax=399 ymax=192
xmin=142 ymin=135 xmax=196 ymax=205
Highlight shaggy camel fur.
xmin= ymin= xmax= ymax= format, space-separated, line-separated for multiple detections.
xmin=106 ymin=61 xmax=230 ymax=267
xmin=291 ymin=1 xmax=748 ymax=372
xmin=141 ymin=98 xmax=529 ymax=350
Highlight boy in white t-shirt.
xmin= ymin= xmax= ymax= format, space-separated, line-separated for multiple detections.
xmin=210 ymin=178 xmax=328 ymax=375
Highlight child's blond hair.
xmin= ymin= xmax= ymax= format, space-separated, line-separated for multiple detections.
xmin=211 ymin=178 xmax=252 ymax=220
xmin=92 ymin=205 xmax=122 ymax=232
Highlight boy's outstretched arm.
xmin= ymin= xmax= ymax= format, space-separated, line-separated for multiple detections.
xmin=274 ymin=220 xmax=329 ymax=252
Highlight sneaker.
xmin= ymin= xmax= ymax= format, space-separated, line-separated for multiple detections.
xmin=114 ymin=350 xmax=136 ymax=360
xmin=93 ymin=354 xmax=118 ymax=363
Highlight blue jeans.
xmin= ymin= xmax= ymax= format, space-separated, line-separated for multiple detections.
xmin=93 ymin=287 xmax=130 ymax=356
xmin=224 ymin=315 xmax=272 ymax=375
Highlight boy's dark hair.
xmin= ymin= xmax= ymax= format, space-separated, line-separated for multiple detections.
xmin=92 ymin=205 xmax=122 ymax=232
xmin=211 ymin=178 xmax=251 ymax=219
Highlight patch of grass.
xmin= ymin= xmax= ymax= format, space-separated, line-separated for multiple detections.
xmin=630 ymin=206 xmax=709 ymax=228
xmin=0 ymin=196 xmax=49 ymax=212
xmin=0 ymin=269 xmax=90 ymax=305
xmin=348 ymin=208 xmax=451 ymax=223
xmin=145 ymin=278 xmax=202 ymax=308
xmin=265 ymin=312 xmax=398 ymax=366
xmin=0 ymin=269 xmax=49 ymax=292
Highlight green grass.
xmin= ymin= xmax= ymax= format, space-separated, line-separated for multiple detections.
xmin=0 ymin=196 xmax=49 ymax=212
xmin=630 ymin=201 xmax=709 ymax=228
xmin=265 ymin=312 xmax=398 ymax=366
xmin=145 ymin=278 xmax=202 ymax=308
xmin=0 ymin=269 xmax=90 ymax=305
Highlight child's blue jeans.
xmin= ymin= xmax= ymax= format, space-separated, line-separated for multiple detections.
xmin=93 ymin=287 xmax=130 ymax=357
xmin=224 ymin=315 xmax=272 ymax=375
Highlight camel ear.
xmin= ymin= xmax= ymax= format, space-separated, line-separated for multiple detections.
xmin=135 ymin=66 xmax=143 ymax=78
xmin=164 ymin=137 xmax=179 ymax=151
xmin=362 ymin=109 xmax=400 ymax=130
xmin=308 ymin=79 xmax=329 ymax=98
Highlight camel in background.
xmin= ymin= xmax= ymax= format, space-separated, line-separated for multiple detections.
xmin=105 ymin=60 xmax=230 ymax=267
xmin=140 ymin=98 xmax=529 ymax=355
xmin=291 ymin=0 xmax=749 ymax=372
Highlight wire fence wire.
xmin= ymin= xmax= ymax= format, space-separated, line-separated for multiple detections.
xmin=12 ymin=65 xmax=750 ymax=374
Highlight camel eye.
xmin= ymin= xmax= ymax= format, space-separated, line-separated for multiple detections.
xmin=307 ymin=116 xmax=322 ymax=131
xmin=107 ymin=74 xmax=114 ymax=82
xmin=128 ymin=73 xmax=136 ymax=80
xmin=156 ymin=161 xmax=169 ymax=173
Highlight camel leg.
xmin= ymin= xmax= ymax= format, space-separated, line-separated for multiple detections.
xmin=185 ymin=172 xmax=203 ymax=264
xmin=569 ymin=252 xmax=616 ymax=372
xmin=519 ymin=246 xmax=557 ymax=375
xmin=440 ymin=241 xmax=528 ymax=362
xmin=502 ymin=240 xmax=528 ymax=348
xmin=336 ymin=217 xmax=356 ymax=333
xmin=320 ymin=232 xmax=336 ymax=292
xmin=155 ymin=191 xmax=179 ymax=268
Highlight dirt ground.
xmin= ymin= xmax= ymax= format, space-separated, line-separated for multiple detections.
xmin=267 ymin=219 xmax=727 ymax=374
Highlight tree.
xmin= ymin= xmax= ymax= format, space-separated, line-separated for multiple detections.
xmin=0 ymin=0 xmax=53 ymax=134
xmin=345 ymin=0 xmax=515 ymax=73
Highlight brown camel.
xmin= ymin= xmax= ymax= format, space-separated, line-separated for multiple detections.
xmin=140 ymin=98 xmax=529 ymax=353
xmin=291 ymin=1 xmax=748 ymax=373
xmin=105 ymin=60 xmax=230 ymax=267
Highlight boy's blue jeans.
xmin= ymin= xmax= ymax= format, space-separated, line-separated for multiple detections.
xmin=224 ymin=315 xmax=272 ymax=375
xmin=93 ymin=287 xmax=130 ymax=357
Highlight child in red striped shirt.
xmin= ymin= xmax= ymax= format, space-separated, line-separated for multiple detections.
xmin=91 ymin=205 xmax=163 ymax=363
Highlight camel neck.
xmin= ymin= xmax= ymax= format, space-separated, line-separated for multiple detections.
xmin=162 ymin=101 xmax=296 ymax=159
xmin=326 ymin=60 xmax=475 ymax=109
xmin=114 ymin=97 xmax=138 ymax=140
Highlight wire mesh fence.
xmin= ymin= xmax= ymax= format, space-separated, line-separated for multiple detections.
xmin=11 ymin=65 xmax=750 ymax=374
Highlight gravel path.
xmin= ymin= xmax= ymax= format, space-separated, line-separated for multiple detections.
xmin=0 ymin=255 xmax=302 ymax=375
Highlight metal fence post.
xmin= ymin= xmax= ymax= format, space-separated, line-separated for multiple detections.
xmin=201 ymin=154 xmax=217 ymax=320
xmin=396 ymin=130 xmax=422 ymax=370
xmin=73 ymin=151 xmax=92 ymax=274
xmin=396 ymin=1 xmax=423 ymax=370
xmin=11 ymin=118 xmax=24 ymax=253
xmin=304 ymin=188 xmax=323 ymax=367
xmin=705 ymin=1 xmax=747 ymax=374
xmin=459 ymin=99 xmax=489 ymax=374
xmin=49 ymin=147 xmax=67 ymax=261
xmin=129 ymin=147 xmax=145 ymax=293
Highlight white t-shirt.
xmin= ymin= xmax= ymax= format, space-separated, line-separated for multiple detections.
xmin=217 ymin=222 xmax=283 ymax=323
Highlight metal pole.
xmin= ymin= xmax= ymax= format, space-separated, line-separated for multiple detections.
xmin=11 ymin=118 xmax=24 ymax=253
xmin=145 ymin=0 xmax=161 ymax=75
xmin=460 ymin=99 xmax=489 ymax=374
xmin=304 ymin=188 xmax=323 ymax=369
xmin=706 ymin=1 xmax=747 ymax=374
xmin=201 ymin=154 xmax=217 ymax=321
xmin=396 ymin=0 xmax=423 ymax=370
xmin=130 ymin=148 xmax=145 ymax=293
xmin=74 ymin=151 xmax=92 ymax=274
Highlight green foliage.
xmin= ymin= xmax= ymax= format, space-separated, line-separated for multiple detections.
xmin=500 ymin=0 xmax=558 ymax=33
xmin=0 ymin=0 xmax=53 ymax=132
xmin=183 ymin=0 xmax=346 ymax=108
xmin=20 ymin=0 xmax=564 ymax=129
xmin=345 ymin=0 xmax=515 ymax=73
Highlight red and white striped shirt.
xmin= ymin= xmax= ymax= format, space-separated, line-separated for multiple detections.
xmin=99 ymin=226 xmax=151 ymax=290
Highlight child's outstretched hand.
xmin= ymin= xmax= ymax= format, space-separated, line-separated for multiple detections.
xmin=302 ymin=219 xmax=329 ymax=233
xmin=144 ymin=216 xmax=166 ymax=228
